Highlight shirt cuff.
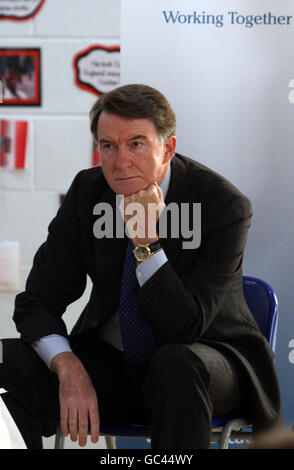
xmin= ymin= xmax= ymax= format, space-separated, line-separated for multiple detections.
xmin=31 ymin=334 xmax=72 ymax=369
xmin=136 ymin=249 xmax=168 ymax=286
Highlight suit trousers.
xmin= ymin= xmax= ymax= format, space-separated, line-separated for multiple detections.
xmin=0 ymin=328 xmax=245 ymax=449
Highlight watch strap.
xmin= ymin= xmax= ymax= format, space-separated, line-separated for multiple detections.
xmin=148 ymin=240 xmax=161 ymax=254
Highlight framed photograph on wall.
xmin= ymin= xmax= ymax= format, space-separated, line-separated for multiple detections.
xmin=0 ymin=48 xmax=41 ymax=106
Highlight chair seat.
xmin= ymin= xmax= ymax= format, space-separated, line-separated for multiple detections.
xmin=100 ymin=422 xmax=151 ymax=437
xmin=99 ymin=415 xmax=250 ymax=438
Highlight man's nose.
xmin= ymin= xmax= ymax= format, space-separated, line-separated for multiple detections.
xmin=116 ymin=146 xmax=131 ymax=169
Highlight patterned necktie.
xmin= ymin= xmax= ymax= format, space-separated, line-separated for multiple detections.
xmin=119 ymin=239 xmax=157 ymax=365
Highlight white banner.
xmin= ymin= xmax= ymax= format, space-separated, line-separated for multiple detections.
xmin=121 ymin=0 xmax=294 ymax=426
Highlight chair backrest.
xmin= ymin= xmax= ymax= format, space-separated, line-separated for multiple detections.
xmin=242 ymin=276 xmax=279 ymax=352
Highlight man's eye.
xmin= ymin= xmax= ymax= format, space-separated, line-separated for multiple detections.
xmin=132 ymin=141 xmax=143 ymax=148
xmin=102 ymin=143 xmax=112 ymax=150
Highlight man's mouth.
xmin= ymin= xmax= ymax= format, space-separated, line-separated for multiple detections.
xmin=116 ymin=176 xmax=139 ymax=181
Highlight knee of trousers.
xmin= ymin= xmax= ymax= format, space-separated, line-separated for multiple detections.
xmin=0 ymin=338 xmax=58 ymax=412
xmin=148 ymin=343 xmax=210 ymax=390
xmin=1 ymin=338 xmax=45 ymax=375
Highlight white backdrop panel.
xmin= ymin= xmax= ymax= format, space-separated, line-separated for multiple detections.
xmin=121 ymin=0 xmax=294 ymax=425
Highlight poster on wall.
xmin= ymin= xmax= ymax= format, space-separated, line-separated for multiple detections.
xmin=0 ymin=48 xmax=41 ymax=106
xmin=73 ymin=45 xmax=120 ymax=97
xmin=0 ymin=119 xmax=28 ymax=169
xmin=92 ymin=140 xmax=101 ymax=167
xmin=0 ymin=0 xmax=46 ymax=21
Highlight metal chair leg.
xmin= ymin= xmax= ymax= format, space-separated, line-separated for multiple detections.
xmin=105 ymin=436 xmax=117 ymax=449
xmin=54 ymin=427 xmax=65 ymax=449
xmin=218 ymin=422 xmax=232 ymax=449
xmin=218 ymin=419 xmax=251 ymax=449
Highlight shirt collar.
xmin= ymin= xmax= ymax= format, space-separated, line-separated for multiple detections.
xmin=159 ymin=165 xmax=171 ymax=200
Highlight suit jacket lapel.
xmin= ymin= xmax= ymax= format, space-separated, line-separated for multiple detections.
xmin=158 ymin=155 xmax=189 ymax=269
xmin=93 ymin=185 xmax=128 ymax=289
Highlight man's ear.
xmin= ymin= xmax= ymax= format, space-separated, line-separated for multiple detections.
xmin=163 ymin=135 xmax=177 ymax=163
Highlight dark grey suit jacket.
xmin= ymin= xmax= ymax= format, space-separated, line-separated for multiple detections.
xmin=13 ymin=153 xmax=282 ymax=433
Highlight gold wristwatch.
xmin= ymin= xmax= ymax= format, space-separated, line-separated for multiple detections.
xmin=133 ymin=240 xmax=161 ymax=262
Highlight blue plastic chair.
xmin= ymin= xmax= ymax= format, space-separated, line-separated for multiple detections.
xmin=54 ymin=275 xmax=279 ymax=449
xmin=210 ymin=275 xmax=279 ymax=448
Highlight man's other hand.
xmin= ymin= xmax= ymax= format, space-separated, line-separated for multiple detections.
xmin=51 ymin=351 xmax=100 ymax=447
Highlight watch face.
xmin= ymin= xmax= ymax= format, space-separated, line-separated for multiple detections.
xmin=134 ymin=245 xmax=150 ymax=261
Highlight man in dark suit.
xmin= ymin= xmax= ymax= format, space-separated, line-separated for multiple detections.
xmin=0 ymin=84 xmax=281 ymax=449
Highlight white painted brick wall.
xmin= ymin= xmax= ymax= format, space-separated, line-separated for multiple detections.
xmin=35 ymin=0 xmax=121 ymax=38
xmin=0 ymin=0 xmax=121 ymax=449
xmin=34 ymin=117 xmax=92 ymax=191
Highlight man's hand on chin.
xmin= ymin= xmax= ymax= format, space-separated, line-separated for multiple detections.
xmin=121 ymin=182 xmax=165 ymax=246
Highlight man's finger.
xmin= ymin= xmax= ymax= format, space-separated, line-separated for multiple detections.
xmin=78 ymin=408 xmax=89 ymax=447
xmin=89 ymin=404 xmax=100 ymax=443
xmin=60 ymin=403 xmax=69 ymax=437
xmin=68 ymin=406 xmax=78 ymax=442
